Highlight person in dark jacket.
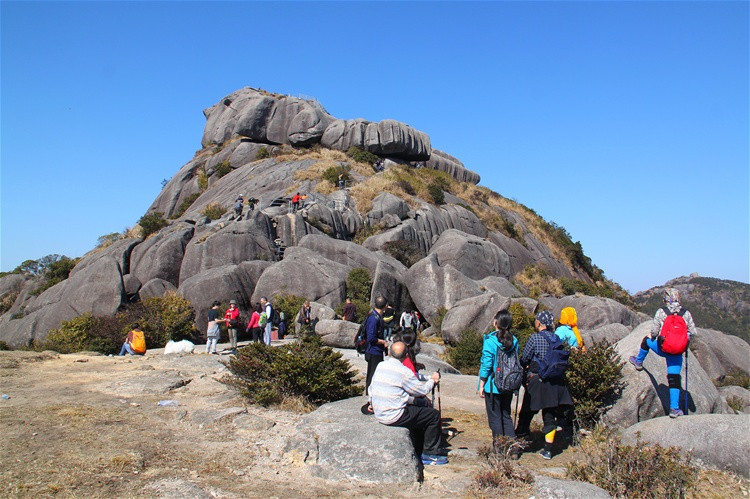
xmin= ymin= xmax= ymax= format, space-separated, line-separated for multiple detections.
xmin=514 ymin=310 xmax=573 ymax=460
xmin=364 ymin=296 xmax=389 ymax=395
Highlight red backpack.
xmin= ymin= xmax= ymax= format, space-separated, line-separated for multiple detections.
xmin=657 ymin=307 xmax=689 ymax=355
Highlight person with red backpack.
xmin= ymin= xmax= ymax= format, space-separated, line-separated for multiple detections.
xmin=629 ymin=288 xmax=697 ymax=418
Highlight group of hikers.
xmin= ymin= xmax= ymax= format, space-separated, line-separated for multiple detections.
xmin=116 ymin=286 xmax=696 ymax=467
xmin=362 ymin=287 xmax=696 ymax=466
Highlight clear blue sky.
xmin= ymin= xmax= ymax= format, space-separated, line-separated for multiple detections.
xmin=2 ymin=1 xmax=748 ymax=294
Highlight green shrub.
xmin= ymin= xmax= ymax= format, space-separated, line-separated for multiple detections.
xmin=726 ymin=395 xmax=744 ymax=413
xmin=139 ymin=212 xmax=168 ymax=238
xmin=322 ymin=165 xmax=351 ymax=186
xmin=255 ymin=146 xmax=269 ymax=159
xmin=96 ymin=232 xmax=122 ymax=248
xmin=382 ymin=240 xmax=423 ymax=268
xmin=346 ymin=268 xmax=372 ymax=303
xmin=567 ymin=426 xmax=698 ymax=498
xmin=31 ymin=256 xmax=78 ymax=296
xmin=138 ymin=292 xmax=197 ymax=345
xmin=272 ymin=293 xmax=306 ymax=327
xmin=41 ymin=313 xmax=118 ymax=354
xmin=509 ymin=302 xmax=536 ymax=353
xmin=201 ymin=202 xmax=226 ymax=220
xmin=566 ymin=340 xmax=625 ymax=429
xmin=352 ymin=224 xmax=382 ymax=245
xmin=396 ymin=178 xmax=416 ymax=195
xmin=214 ymin=160 xmax=232 ymax=178
xmin=197 ymin=167 xmax=208 ymax=191
xmin=334 ymin=298 xmax=370 ymax=325
xmin=170 ymin=192 xmax=201 ymax=219
xmin=445 ymin=328 xmax=483 ymax=375
xmin=346 ymin=146 xmax=379 ymax=165
xmin=427 ymin=182 xmax=445 ymax=205
xmin=1 ymin=291 xmax=19 ymax=314
xmin=472 ymin=438 xmax=533 ymax=494
xmin=222 ymin=335 xmax=361 ymax=407
xmin=432 ymin=306 xmax=448 ymax=336
xmin=0 ymin=340 xmax=11 ymax=351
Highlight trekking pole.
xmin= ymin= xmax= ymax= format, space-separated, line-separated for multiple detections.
xmin=684 ymin=345 xmax=689 ymax=415
xmin=436 ymin=369 xmax=442 ymax=420
xmin=513 ymin=388 xmax=520 ymax=428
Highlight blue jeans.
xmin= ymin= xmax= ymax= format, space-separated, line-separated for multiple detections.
xmin=119 ymin=343 xmax=134 ymax=356
xmin=264 ymin=323 xmax=272 ymax=345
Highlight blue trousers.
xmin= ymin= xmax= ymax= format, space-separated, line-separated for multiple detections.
xmin=636 ymin=337 xmax=683 ymax=410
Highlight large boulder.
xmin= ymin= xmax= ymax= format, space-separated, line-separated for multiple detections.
xmin=130 ymin=223 xmax=195 ymax=288
xmin=283 ymin=396 xmax=420 ymax=483
xmin=604 ymin=322 xmax=731 ymax=427
xmin=429 ymin=229 xmax=510 ymax=280
xmin=314 ymin=319 xmax=359 ymax=348
xmin=540 ymin=295 xmax=647 ymax=329
xmin=718 ymin=385 xmax=750 ymax=414
xmin=426 ymin=149 xmax=480 ymax=185
xmin=441 ymin=293 xmax=511 ymax=344
xmin=179 ymin=220 xmax=276 ymax=284
xmin=365 ymin=192 xmax=409 ymax=226
xmin=688 ymin=327 xmax=750 ymax=381
xmin=582 ymin=323 xmax=631 ymax=346
xmin=251 ymin=246 xmax=350 ymax=309
xmin=404 ymin=255 xmax=482 ymax=324
xmin=298 ymin=234 xmax=404 ymax=275
xmin=621 ymin=414 xmax=750 ymax=478
xmin=179 ymin=261 xmax=270 ymax=334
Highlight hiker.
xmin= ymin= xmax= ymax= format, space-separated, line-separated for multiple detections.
xmin=233 ymin=195 xmax=244 ymax=220
xmin=277 ymin=312 xmax=287 ymax=339
xmin=382 ymin=303 xmax=395 ymax=342
xmin=298 ymin=301 xmax=313 ymax=334
xmin=514 ymin=311 xmax=573 ymax=460
xmin=341 ymin=297 xmax=357 ymax=322
xmin=629 ymin=288 xmax=697 ymax=418
xmin=247 ymin=197 xmax=257 ymax=212
xmin=369 ymin=341 xmax=446 ymax=466
xmin=555 ymin=307 xmax=584 ymax=350
xmin=477 ymin=309 xmax=520 ymax=457
xmin=399 ymin=309 xmax=415 ymax=332
xmin=260 ymin=297 xmax=273 ymax=345
xmin=364 ymin=296 xmax=389 ymax=396
xmin=224 ymin=300 xmax=240 ymax=350
xmin=206 ymin=301 xmax=225 ymax=355
xmin=119 ymin=323 xmax=146 ymax=356
xmin=246 ymin=303 xmax=262 ymax=343
xmin=291 ymin=192 xmax=302 ymax=213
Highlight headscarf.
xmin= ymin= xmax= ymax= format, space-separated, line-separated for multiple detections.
xmin=663 ymin=287 xmax=682 ymax=313
xmin=560 ymin=307 xmax=585 ymax=351
xmin=536 ymin=310 xmax=555 ymax=329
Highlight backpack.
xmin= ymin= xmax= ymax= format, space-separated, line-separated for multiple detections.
xmin=354 ymin=321 xmax=368 ymax=354
xmin=493 ymin=342 xmax=523 ymax=392
xmin=258 ymin=312 xmax=268 ymax=328
xmin=130 ymin=330 xmax=146 ymax=354
xmin=270 ymin=306 xmax=281 ymax=327
xmin=536 ymin=330 xmax=570 ymax=381
xmin=657 ymin=307 xmax=689 ymax=355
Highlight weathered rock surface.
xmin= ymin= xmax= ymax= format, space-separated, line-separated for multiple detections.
xmin=540 ymin=295 xmax=648 ymax=329
xmin=314 ymin=319 xmax=358 ymax=349
xmin=427 ymin=149 xmax=480 ymax=185
xmin=621 ymin=414 xmax=750 ymax=478
xmin=533 ymin=475 xmax=612 ymax=499
xmin=429 ymin=229 xmax=510 ymax=280
xmin=283 ymin=396 xmax=420 ymax=483
xmin=131 ymin=223 xmax=195 ymax=288
xmin=718 ymin=385 xmax=750 ymax=414
xmin=582 ymin=323 xmax=631 ymax=346
xmin=604 ymin=322 xmax=731 ymax=427
xmin=441 ymin=293 xmax=512 ymax=343
xmin=688 ymin=327 xmax=750 ymax=381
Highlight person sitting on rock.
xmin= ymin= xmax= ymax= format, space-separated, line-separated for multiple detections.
xmin=119 ymin=323 xmax=146 ymax=356
xmin=369 ymin=340 xmax=446 ymax=466
xmin=629 ymin=288 xmax=697 ymax=418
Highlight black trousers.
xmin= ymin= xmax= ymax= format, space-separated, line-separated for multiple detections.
xmin=485 ymin=391 xmax=516 ymax=441
xmin=364 ymin=352 xmax=383 ymax=395
xmin=388 ymin=405 xmax=442 ymax=456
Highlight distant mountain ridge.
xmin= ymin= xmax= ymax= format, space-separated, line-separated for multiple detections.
xmin=633 ymin=274 xmax=750 ymax=344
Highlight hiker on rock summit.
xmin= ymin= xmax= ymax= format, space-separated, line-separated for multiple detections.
xmin=629 ymin=287 xmax=697 ymax=418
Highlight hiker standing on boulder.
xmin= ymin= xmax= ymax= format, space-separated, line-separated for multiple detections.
xmin=629 ymin=288 xmax=697 ymax=418
xmin=224 ymin=300 xmax=240 ymax=350
xmin=364 ymin=296 xmax=389 ymax=395
xmin=291 ymin=192 xmax=302 ymax=213
xmin=369 ymin=341 xmax=447 ymax=466
xmin=477 ymin=309 xmax=520 ymax=458
xmin=233 ymin=195 xmax=244 ymax=220
xmin=206 ymin=301 xmax=225 ymax=355
xmin=399 ymin=309 xmax=415 ymax=333
xmin=514 ymin=311 xmax=573 ymax=460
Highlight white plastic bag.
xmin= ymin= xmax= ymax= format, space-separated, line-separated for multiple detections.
xmin=164 ymin=339 xmax=195 ymax=355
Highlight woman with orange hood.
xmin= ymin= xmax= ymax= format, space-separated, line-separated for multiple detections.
xmin=555 ymin=307 xmax=585 ymax=351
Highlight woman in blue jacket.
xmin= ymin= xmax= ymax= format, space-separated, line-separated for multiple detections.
xmin=477 ymin=309 xmax=519 ymax=455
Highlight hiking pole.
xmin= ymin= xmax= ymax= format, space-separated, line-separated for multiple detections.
xmin=436 ymin=369 xmax=442 ymax=420
xmin=684 ymin=345 xmax=689 ymax=415
xmin=513 ymin=388 xmax=520 ymax=428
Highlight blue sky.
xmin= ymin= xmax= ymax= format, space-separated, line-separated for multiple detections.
xmin=1 ymin=1 xmax=748 ymax=294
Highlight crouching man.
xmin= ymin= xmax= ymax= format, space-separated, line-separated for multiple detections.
xmin=369 ymin=341 xmax=447 ymax=466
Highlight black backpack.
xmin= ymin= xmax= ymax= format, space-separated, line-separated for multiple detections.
xmin=536 ymin=330 xmax=570 ymax=380
xmin=354 ymin=311 xmax=380 ymax=354
xmin=269 ymin=306 xmax=280 ymax=327
xmin=493 ymin=343 xmax=523 ymax=392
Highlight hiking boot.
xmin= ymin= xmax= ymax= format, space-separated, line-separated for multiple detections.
xmin=629 ymin=356 xmax=644 ymax=371
xmin=421 ymin=454 xmax=448 ymax=466
xmin=539 ymin=449 xmax=553 ymax=460
xmin=669 ymin=409 xmax=684 ymax=418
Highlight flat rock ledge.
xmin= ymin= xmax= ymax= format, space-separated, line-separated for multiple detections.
xmin=283 ymin=396 xmax=420 ymax=483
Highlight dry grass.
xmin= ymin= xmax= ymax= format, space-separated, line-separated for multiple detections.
xmin=512 ymin=265 xmax=564 ymax=298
